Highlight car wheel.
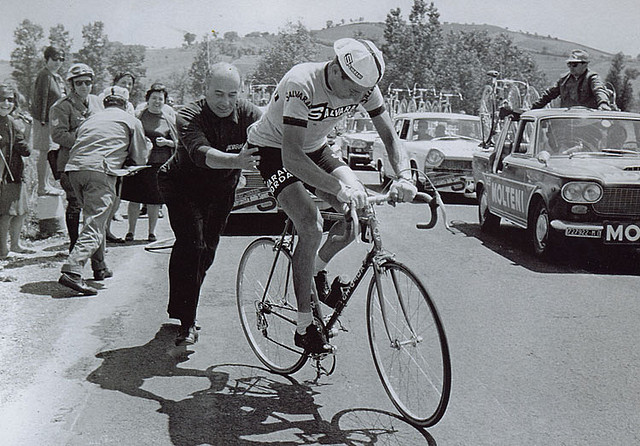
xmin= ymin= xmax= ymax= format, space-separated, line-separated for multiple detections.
xmin=478 ymin=187 xmax=500 ymax=232
xmin=529 ymin=200 xmax=552 ymax=257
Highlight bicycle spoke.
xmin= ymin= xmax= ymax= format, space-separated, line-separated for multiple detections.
xmin=237 ymin=238 xmax=307 ymax=374
xmin=367 ymin=261 xmax=451 ymax=427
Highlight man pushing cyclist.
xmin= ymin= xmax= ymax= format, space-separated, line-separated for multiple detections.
xmin=247 ymin=38 xmax=417 ymax=354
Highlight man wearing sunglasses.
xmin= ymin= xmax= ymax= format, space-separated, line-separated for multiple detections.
xmin=50 ymin=63 xmax=103 ymax=253
xmin=31 ymin=45 xmax=66 ymax=196
xmin=532 ymin=49 xmax=611 ymax=110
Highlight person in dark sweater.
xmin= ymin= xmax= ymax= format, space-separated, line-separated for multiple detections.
xmin=158 ymin=62 xmax=262 ymax=346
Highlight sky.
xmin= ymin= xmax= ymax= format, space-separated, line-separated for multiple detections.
xmin=1 ymin=0 xmax=639 ymax=60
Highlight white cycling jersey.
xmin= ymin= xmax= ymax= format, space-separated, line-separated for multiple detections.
xmin=247 ymin=62 xmax=385 ymax=153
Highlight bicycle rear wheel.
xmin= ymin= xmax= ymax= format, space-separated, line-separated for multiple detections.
xmin=523 ymin=86 xmax=540 ymax=110
xmin=237 ymin=237 xmax=307 ymax=374
xmin=479 ymin=85 xmax=496 ymax=146
xmin=366 ymin=261 xmax=451 ymax=427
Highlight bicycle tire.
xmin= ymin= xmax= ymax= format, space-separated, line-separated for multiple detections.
xmin=505 ymin=82 xmax=522 ymax=110
xmin=366 ymin=260 xmax=451 ymax=427
xmin=479 ymin=85 xmax=496 ymax=146
xmin=523 ymin=85 xmax=540 ymax=110
xmin=399 ymin=98 xmax=408 ymax=114
xmin=236 ymin=237 xmax=308 ymax=374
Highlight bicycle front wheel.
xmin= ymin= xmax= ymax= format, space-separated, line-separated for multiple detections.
xmin=237 ymin=237 xmax=307 ymax=374
xmin=366 ymin=261 xmax=451 ymax=427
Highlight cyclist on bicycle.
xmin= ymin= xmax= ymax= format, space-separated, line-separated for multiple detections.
xmin=247 ymin=38 xmax=417 ymax=354
xmin=531 ymin=49 xmax=611 ymax=110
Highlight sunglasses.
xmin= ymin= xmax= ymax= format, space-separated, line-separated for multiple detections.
xmin=52 ymin=56 xmax=65 ymax=62
xmin=0 ymin=97 xmax=15 ymax=103
xmin=74 ymin=80 xmax=93 ymax=86
xmin=567 ymin=62 xmax=585 ymax=67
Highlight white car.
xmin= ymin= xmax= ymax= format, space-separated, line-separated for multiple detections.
xmin=373 ymin=112 xmax=482 ymax=197
xmin=335 ymin=116 xmax=378 ymax=168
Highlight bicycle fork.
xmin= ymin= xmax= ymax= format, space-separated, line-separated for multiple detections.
xmin=372 ymin=262 xmax=423 ymax=349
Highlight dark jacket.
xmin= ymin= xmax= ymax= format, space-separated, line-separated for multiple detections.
xmin=31 ymin=67 xmax=65 ymax=123
xmin=159 ymin=98 xmax=262 ymax=196
xmin=0 ymin=116 xmax=31 ymax=183
xmin=532 ymin=69 xmax=609 ymax=109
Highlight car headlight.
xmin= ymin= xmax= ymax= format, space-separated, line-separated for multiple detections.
xmin=561 ymin=182 xmax=603 ymax=203
xmin=425 ymin=149 xmax=445 ymax=168
xmin=350 ymin=140 xmax=367 ymax=149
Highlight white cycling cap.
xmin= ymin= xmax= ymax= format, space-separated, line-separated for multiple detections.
xmin=101 ymin=85 xmax=129 ymax=102
xmin=333 ymin=38 xmax=385 ymax=88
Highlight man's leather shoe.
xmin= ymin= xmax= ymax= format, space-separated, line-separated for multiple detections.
xmin=93 ymin=268 xmax=113 ymax=281
xmin=59 ymin=273 xmax=98 ymax=296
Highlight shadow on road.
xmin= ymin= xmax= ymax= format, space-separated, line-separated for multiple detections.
xmin=450 ymin=219 xmax=640 ymax=276
xmin=86 ymin=324 xmax=433 ymax=445
xmin=21 ymin=279 xmax=107 ymax=298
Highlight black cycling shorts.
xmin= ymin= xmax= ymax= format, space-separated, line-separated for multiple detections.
xmin=252 ymin=144 xmax=347 ymax=198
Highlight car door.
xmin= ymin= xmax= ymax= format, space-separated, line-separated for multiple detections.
xmin=486 ymin=119 xmax=536 ymax=227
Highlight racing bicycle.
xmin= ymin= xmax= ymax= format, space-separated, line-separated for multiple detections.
xmin=479 ymin=70 xmax=540 ymax=147
xmin=236 ymin=181 xmax=452 ymax=427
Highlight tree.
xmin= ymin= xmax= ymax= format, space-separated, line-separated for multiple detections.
xmin=382 ymin=7 xmax=412 ymax=89
xmin=48 ymin=24 xmax=73 ymax=74
xmin=252 ymin=22 xmax=317 ymax=83
xmin=183 ymin=32 xmax=196 ymax=48
xmin=75 ymin=21 xmax=110 ymax=92
xmin=605 ymin=52 xmax=638 ymax=111
xmin=381 ymin=1 xmax=443 ymax=91
xmin=165 ymin=68 xmax=191 ymax=104
xmin=10 ymin=19 xmax=44 ymax=102
xmin=188 ymin=33 xmax=220 ymax=98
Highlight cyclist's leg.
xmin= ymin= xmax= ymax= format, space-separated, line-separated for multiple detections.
xmin=277 ymin=183 xmax=323 ymax=315
xmin=316 ymin=165 xmax=359 ymax=262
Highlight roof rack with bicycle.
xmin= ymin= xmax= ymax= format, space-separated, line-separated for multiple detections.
xmin=479 ymin=70 xmax=540 ymax=147
xmin=385 ymin=84 xmax=463 ymax=117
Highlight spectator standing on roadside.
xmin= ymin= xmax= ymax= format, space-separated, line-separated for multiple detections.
xmin=58 ymin=86 xmax=150 ymax=296
xmin=31 ymin=45 xmax=66 ymax=196
xmin=0 ymin=84 xmax=33 ymax=258
xmin=102 ymin=71 xmax=138 ymax=243
xmin=531 ymin=49 xmax=612 ymax=110
xmin=121 ymin=83 xmax=178 ymax=242
xmin=158 ymin=62 xmax=262 ymax=346
xmin=50 ymin=63 xmax=103 ymax=252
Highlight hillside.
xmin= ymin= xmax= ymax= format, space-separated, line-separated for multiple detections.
xmin=2 ymin=22 xmax=639 ymax=109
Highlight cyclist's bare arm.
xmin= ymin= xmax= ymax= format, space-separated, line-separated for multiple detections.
xmin=282 ymin=124 xmax=342 ymax=196
xmin=371 ymin=111 xmax=412 ymax=181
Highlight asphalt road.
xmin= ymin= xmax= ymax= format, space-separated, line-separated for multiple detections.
xmin=0 ymin=169 xmax=638 ymax=445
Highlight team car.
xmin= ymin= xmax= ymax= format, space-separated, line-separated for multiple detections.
xmin=472 ymin=107 xmax=640 ymax=256
xmin=335 ymin=115 xmax=377 ymax=168
xmin=373 ymin=112 xmax=482 ymax=196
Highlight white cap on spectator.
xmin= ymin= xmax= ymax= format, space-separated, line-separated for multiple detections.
xmin=333 ymin=38 xmax=385 ymax=88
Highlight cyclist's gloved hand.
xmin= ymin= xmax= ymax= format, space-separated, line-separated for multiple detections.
xmin=337 ymin=183 xmax=368 ymax=209
xmin=389 ymin=178 xmax=418 ymax=203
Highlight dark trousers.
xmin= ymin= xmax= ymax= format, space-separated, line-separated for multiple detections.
xmin=60 ymin=172 xmax=81 ymax=251
xmin=159 ymin=173 xmax=235 ymax=327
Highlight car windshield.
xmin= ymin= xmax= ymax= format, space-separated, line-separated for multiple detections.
xmin=412 ymin=118 xmax=481 ymax=141
xmin=538 ymin=117 xmax=640 ymax=155
xmin=349 ymin=118 xmax=375 ymax=133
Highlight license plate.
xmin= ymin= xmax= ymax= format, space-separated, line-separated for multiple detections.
xmin=603 ymin=221 xmax=640 ymax=244
xmin=565 ymin=227 xmax=601 ymax=238
xmin=430 ymin=174 xmax=463 ymax=188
